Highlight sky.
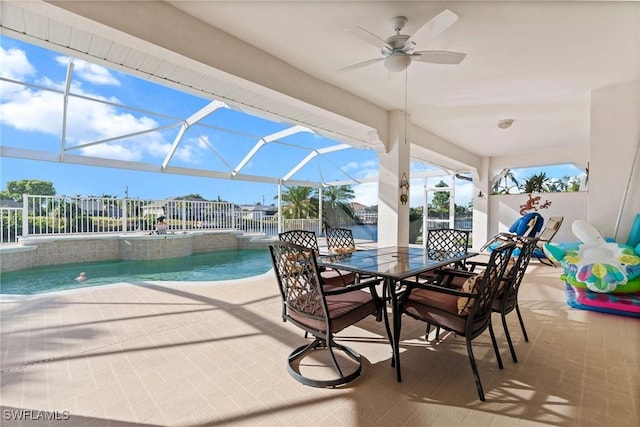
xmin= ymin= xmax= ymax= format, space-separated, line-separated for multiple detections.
xmin=0 ymin=36 xmax=582 ymax=208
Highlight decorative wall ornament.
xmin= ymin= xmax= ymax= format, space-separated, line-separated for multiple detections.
xmin=400 ymin=173 xmax=409 ymax=205
xmin=519 ymin=193 xmax=552 ymax=215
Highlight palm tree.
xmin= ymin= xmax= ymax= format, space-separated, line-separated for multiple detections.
xmin=491 ymin=169 xmax=519 ymax=194
xmin=320 ymin=185 xmax=356 ymax=226
xmin=567 ymin=176 xmax=581 ymax=192
xmin=521 ymin=172 xmax=550 ymax=193
xmin=280 ymin=185 xmax=316 ymax=219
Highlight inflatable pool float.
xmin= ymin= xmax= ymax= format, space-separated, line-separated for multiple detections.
xmin=544 ymin=219 xmax=640 ymax=317
xmin=544 ymin=220 xmax=640 ymax=293
xmin=565 ymin=283 xmax=640 ymax=318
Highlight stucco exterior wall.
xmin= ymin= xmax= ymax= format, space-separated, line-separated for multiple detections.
xmin=589 ymin=81 xmax=640 ymax=241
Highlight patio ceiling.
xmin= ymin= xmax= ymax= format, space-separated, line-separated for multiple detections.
xmin=1 ymin=1 xmax=639 ymax=184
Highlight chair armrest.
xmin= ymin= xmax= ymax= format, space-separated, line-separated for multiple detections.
xmin=438 ymin=269 xmax=476 ymax=278
xmin=430 ymin=269 xmax=477 ymax=285
xmin=466 ymin=260 xmax=488 ymax=272
xmin=324 ymin=278 xmax=382 ymax=295
xmin=325 ymin=277 xmax=383 ymax=305
xmin=399 ymin=280 xmax=479 ymax=298
xmin=419 ymin=268 xmax=479 ymax=288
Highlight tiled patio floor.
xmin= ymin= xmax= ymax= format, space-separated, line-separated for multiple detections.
xmin=1 ymin=258 xmax=638 ymax=426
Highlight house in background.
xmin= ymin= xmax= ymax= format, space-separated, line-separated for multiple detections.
xmin=238 ymin=204 xmax=278 ymax=220
xmin=351 ymin=202 xmax=378 ymax=224
xmin=0 ymin=199 xmax=22 ymax=209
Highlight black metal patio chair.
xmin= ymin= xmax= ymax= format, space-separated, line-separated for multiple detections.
xmin=279 ymin=230 xmax=356 ymax=287
xmin=418 ymin=228 xmax=471 ymax=282
xmin=435 ymin=235 xmax=539 ymax=363
xmin=395 ymin=241 xmax=516 ymax=401
xmin=269 ymin=241 xmax=383 ymax=387
xmin=325 ymin=227 xmax=358 ymax=254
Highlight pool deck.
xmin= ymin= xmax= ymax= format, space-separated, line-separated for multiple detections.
xmin=1 ymin=255 xmax=638 ymax=426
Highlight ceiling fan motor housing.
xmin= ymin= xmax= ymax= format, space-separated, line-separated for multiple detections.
xmin=386 ymin=34 xmax=411 ymax=52
xmin=391 ymin=16 xmax=408 ymax=32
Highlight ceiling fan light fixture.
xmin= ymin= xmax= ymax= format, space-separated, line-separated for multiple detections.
xmin=497 ymin=118 xmax=514 ymax=129
xmin=384 ymin=54 xmax=411 ymax=72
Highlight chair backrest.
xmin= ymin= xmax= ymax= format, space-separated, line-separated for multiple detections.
xmin=325 ymin=227 xmax=356 ymax=254
xmin=269 ymin=241 xmax=327 ymax=325
xmin=465 ymin=242 xmax=516 ymax=328
xmin=537 ymin=216 xmax=564 ymax=243
xmin=278 ymin=230 xmax=320 ymax=252
xmin=426 ymin=228 xmax=470 ymax=254
xmin=500 ymin=236 xmax=539 ymax=307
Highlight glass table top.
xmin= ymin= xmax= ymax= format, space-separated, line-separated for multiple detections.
xmin=318 ymin=246 xmax=474 ymax=280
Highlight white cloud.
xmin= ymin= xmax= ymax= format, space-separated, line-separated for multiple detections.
xmin=1 ymin=47 xmax=174 ymax=162
xmin=56 ymin=56 xmax=120 ymax=86
xmin=344 ymin=159 xmax=378 ymax=180
xmin=171 ymin=136 xmax=211 ymax=164
xmin=0 ymin=85 xmax=63 ymax=134
xmin=353 ymin=182 xmax=378 ymax=206
xmin=0 ymin=47 xmax=35 ymax=80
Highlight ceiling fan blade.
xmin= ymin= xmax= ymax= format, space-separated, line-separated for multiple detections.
xmin=407 ymin=9 xmax=459 ymax=47
xmin=411 ymin=50 xmax=466 ymax=65
xmin=337 ymin=57 xmax=385 ymax=72
xmin=345 ymin=26 xmax=392 ymax=51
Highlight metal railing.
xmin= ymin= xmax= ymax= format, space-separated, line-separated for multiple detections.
xmin=426 ymin=218 xmax=473 ymax=231
xmin=1 ymin=207 xmax=21 ymax=244
xmin=0 ymin=195 xmax=325 ymax=243
xmin=2 ymin=195 xmax=478 ymax=245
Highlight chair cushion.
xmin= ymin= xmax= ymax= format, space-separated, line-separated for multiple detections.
xmin=457 ymin=273 xmax=483 ymax=315
xmin=288 ymin=289 xmax=376 ymax=333
xmin=404 ymin=288 xmax=489 ymax=335
xmin=320 ymin=269 xmax=356 ymax=287
xmin=329 ymin=246 xmax=356 ymax=254
xmin=453 ymin=257 xmax=515 ymax=313
xmin=403 ymin=289 xmax=467 ymax=334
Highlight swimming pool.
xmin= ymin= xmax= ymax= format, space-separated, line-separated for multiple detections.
xmin=0 ymin=249 xmax=272 ymax=295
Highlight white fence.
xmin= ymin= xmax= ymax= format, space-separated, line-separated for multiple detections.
xmin=1 ymin=207 xmax=21 ymax=244
xmin=0 ymin=195 xmax=322 ymax=243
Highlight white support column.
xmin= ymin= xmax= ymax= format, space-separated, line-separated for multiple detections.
xmin=22 ymin=194 xmax=29 ymax=237
xmin=377 ymin=110 xmax=411 ymax=247
xmin=422 ymin=178 xmax=428 ymax=248
xmin=449 ymin=175 xmax=455 ymax=228
xmin=318 ymin=186 xmax=323 ymax=236
xmin=277 ymin=181 xmax=283 ymax=234
xmin=472 ymin=158 xmax=490 ymax=251
xmin=181 ymin=202 xmax=187 ymax=231
xmin=122 ymin=199 xmax=128 ymax=233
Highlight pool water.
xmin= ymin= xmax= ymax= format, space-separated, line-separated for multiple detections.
xmin=0 ymin=249 xmax=272 ymax=295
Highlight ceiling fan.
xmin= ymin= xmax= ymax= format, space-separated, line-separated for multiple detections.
xmin=339 ymin=9 xmax=466 ymax=73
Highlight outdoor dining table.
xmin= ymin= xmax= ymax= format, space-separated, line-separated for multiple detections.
xmin=317 ymin=246 xmax=476 ymax=382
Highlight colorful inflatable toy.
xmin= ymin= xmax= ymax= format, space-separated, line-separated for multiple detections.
xmin=544 ymin=219 xmax=640 ymax=317
xmin=544 ymin=220 xmax=640 ymax=293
